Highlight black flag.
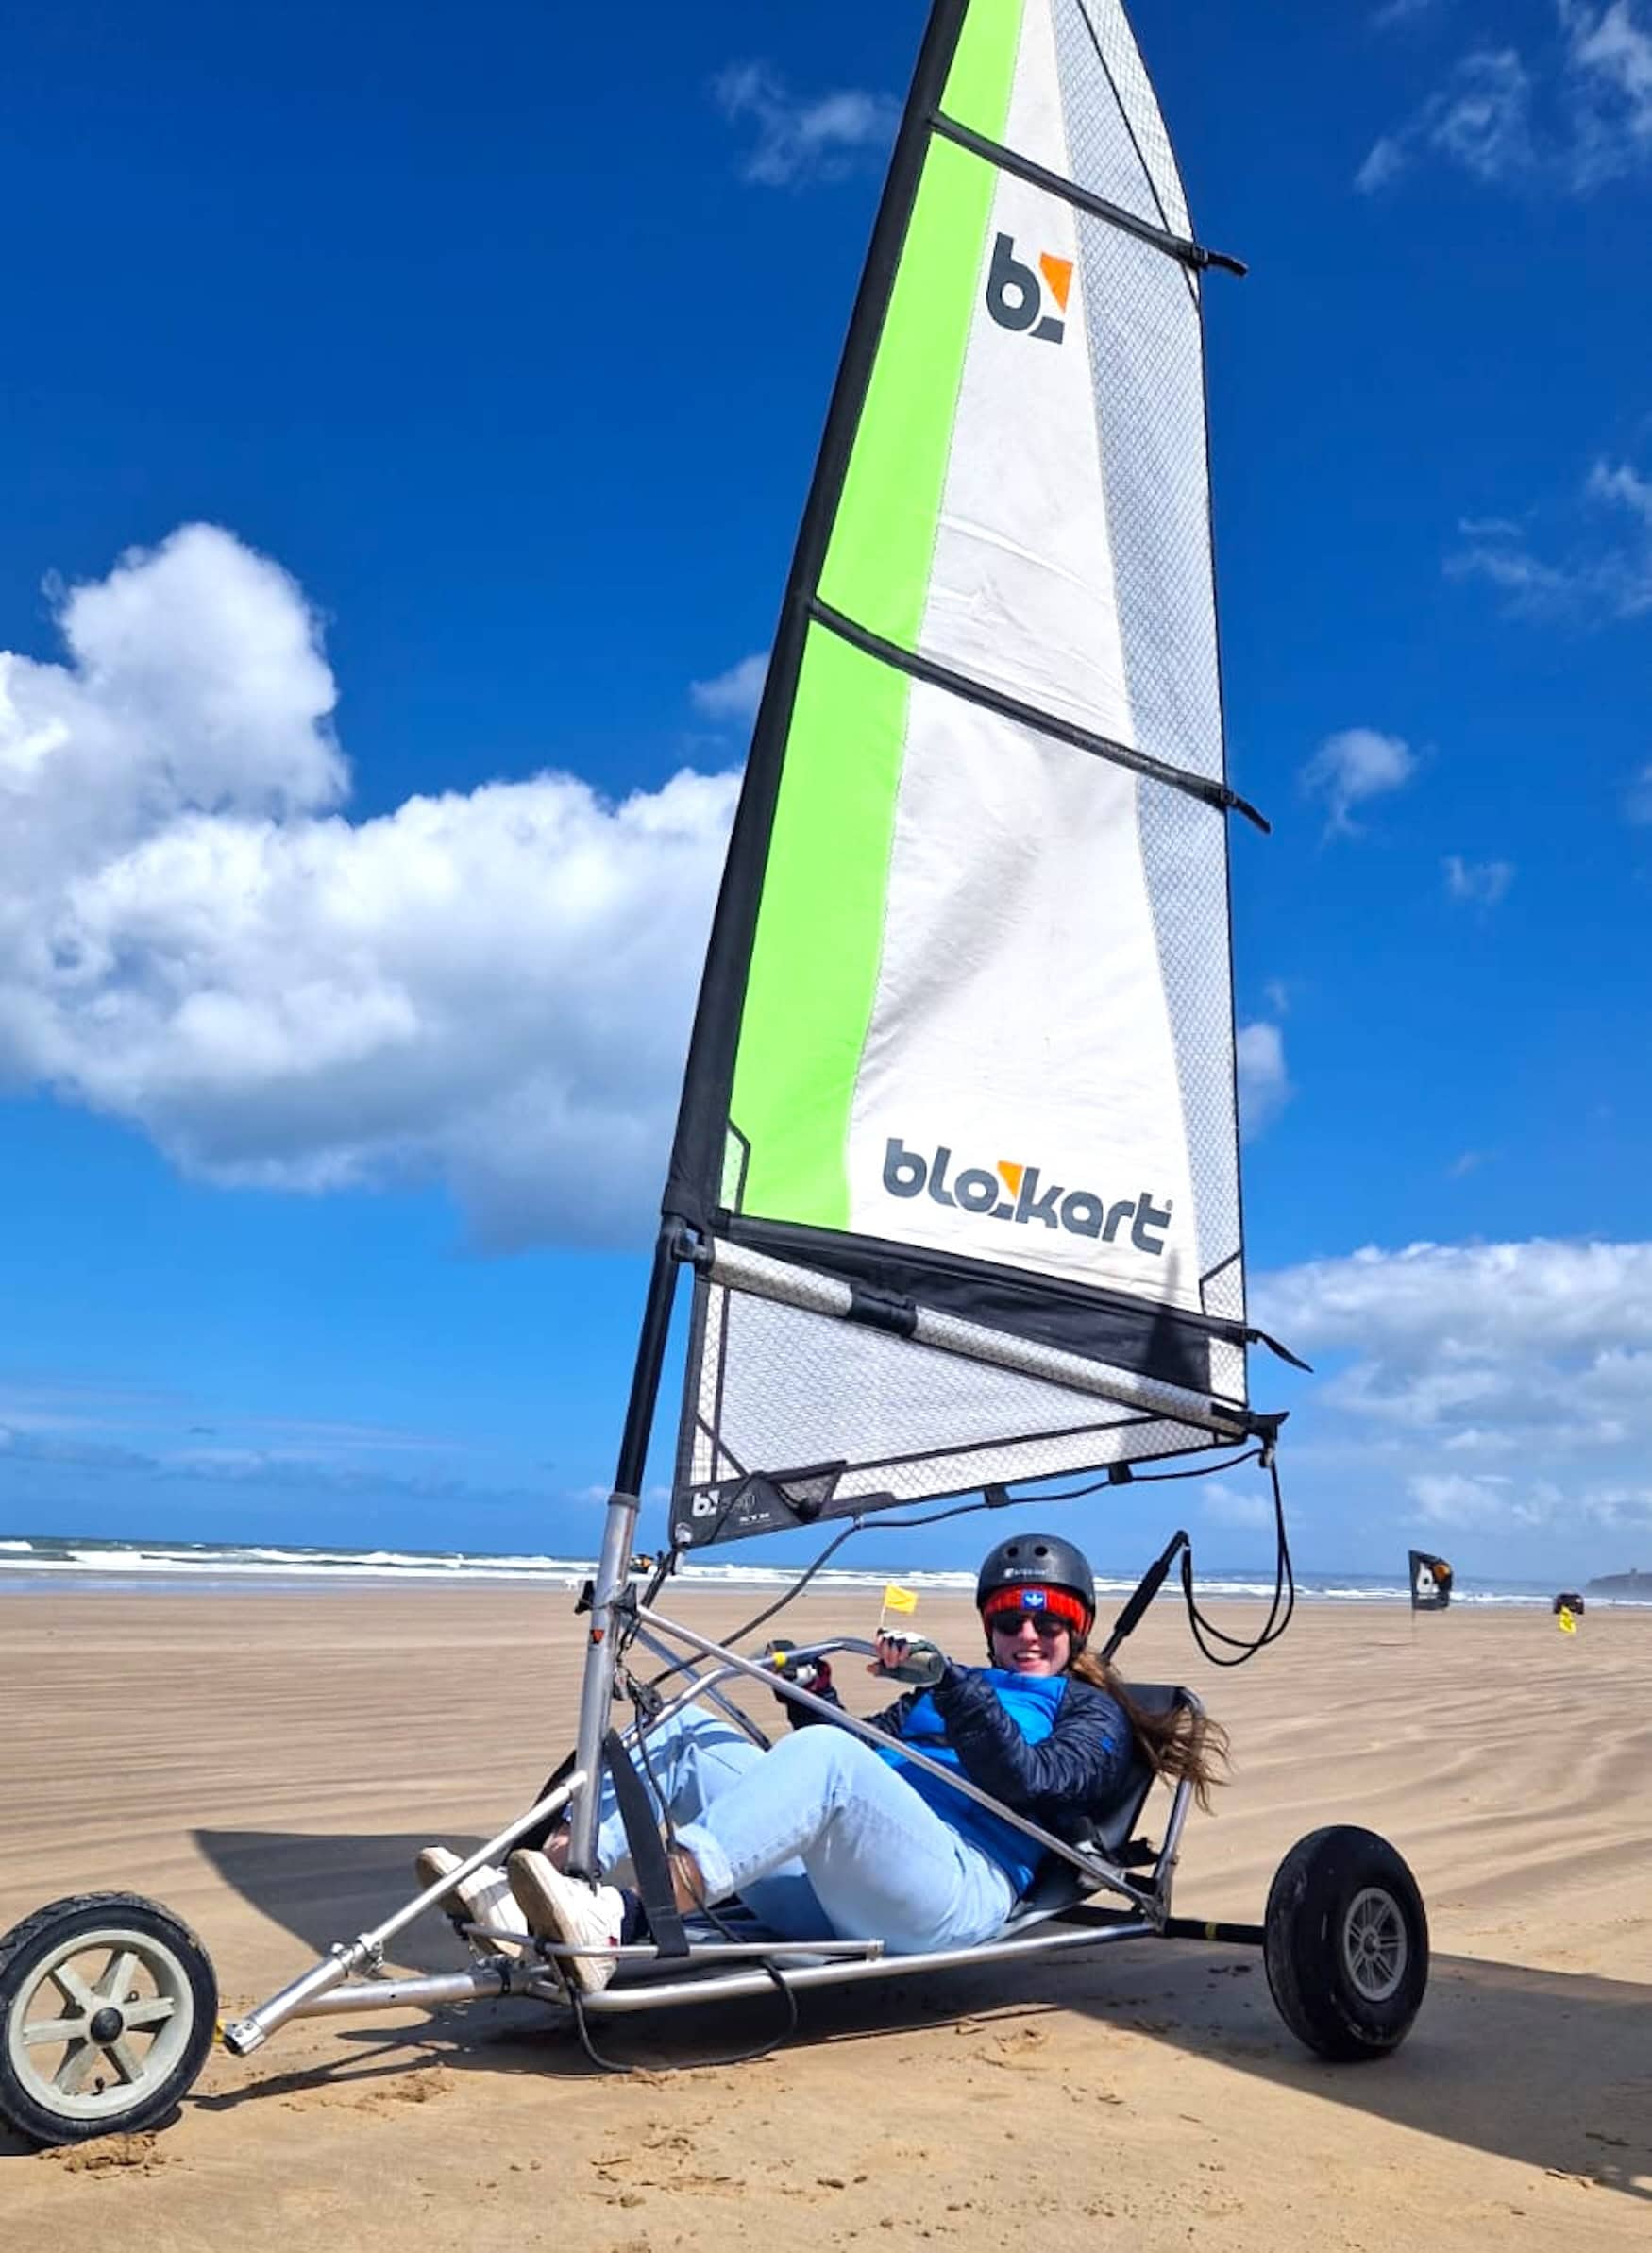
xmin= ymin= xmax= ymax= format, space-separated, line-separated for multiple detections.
xmin=1408 ymin=1550 xmax=1453 ymax=1611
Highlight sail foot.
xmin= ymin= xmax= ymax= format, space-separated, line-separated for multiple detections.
xmin=667 ymin=1238 xmax=1255 ymax=1550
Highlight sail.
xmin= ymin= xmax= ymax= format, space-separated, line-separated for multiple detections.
xmin=1408 ymin=1551 xmax=1453 ymax=1612
xmin=663 ymin=0 xmax=1270 ymax=1550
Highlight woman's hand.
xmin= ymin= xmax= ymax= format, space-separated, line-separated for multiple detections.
xmin=764 ymin=1642 xmax=834 ymax=1705
xmin=869 ymin=1634 xmax=947 ymax=1686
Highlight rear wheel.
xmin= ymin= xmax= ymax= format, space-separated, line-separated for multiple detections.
xmin=1264 ymin=1826 xmax=1427 ymax=2061
xmin=0 ymin=1894 xmax=217 ymax=2145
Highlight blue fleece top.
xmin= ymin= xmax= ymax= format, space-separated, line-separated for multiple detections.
xmin=876 ymin=1669 xmax=1070 ymax=1892
xmin=834 ymin=1662 xmax=1136 ymax=1897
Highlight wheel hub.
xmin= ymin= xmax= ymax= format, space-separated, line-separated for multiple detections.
xmin=88 ymin=2007 xmax=125 ymax=2045
xmin=1342 ymin=1885 xmax=1408 ymax=2003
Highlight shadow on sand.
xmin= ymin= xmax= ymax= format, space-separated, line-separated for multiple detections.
xmin=173 ymin=1825 xmax=1652 ymax=2203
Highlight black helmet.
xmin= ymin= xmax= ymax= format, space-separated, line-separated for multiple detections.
xmin=976 ymin=1532 xmax=1096 ymax=1642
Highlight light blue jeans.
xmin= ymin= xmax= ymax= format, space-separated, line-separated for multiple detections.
xmin=592 ymin=1704 xmax=1015 ymax=1955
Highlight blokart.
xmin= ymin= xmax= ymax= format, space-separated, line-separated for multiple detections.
xmin=4 ymin=0 xmax=1432 ymax=2144
xmin=0 ymin=1510 xmax=1429 ymax=2147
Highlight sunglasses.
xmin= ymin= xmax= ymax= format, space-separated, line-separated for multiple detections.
xmin=987 ymin=1610 xmax=1070 ymax=1638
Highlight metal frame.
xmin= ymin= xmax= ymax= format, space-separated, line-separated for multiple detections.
xmin=220 ymin=1223 xmax=1255 ymax=2066
xmin=222 ymin=1590 xmax=1236 ymax=2060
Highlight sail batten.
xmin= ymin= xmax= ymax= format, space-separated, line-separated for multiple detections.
xmin=810 ymin=597 xmax=1264 ymax=825
xmin=703 ymin=1237 xmax=1249 ymax=1433
xmin=927 ymin=115 xmax=1242 ymax=277
xmin=663 ymin=0 xmax=1267 ymax=1550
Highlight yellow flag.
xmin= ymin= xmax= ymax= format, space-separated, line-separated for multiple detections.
xmin=882 ymin=1584 xmax=919 ymax=1615
xmin=1558 ymin=1607 xmax=1577 ymax=1635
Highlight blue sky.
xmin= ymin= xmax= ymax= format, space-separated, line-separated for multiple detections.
xmin=2 ymin=0 xmax=1649 ymax=1584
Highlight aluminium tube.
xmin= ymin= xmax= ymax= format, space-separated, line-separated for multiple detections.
xmin=565 ymin=1492 xmax=638 ymax=1877
xmin=565 ymin=1223 xmax=684 ymax=1875
xmin=221 ymin=1772 xmax=584 ymax=2055
xmin=703 ymin=1237 xmax=1251 ymax=1438
xmin=293 ymin=1969 xmax=516 ymax=2018
xmin=564 ymin=1917 xmax=1157 ymax=2013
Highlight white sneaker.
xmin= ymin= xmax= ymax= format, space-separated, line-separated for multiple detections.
xmin=415 ymin=1846 xmax=530 ymax=1937
xmin=507 ymin=1850 xmax=626 ymax=1994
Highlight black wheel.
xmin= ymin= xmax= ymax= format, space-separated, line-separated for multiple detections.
xmin=1264 ymin=1826 xmax=1428 ymax=2062
xmin=0 ymin=1894 xmax=217 ymax=2145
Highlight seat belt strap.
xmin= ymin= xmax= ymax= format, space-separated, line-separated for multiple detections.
xmin=603 ymin=1729 xmax=691 ymax=1959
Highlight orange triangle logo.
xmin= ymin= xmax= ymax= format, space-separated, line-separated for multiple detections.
xmin=1038 ymin=254 xmax=1072 ymax=311
xmin=997 ymin=1161 xmax=1024 ymax=1198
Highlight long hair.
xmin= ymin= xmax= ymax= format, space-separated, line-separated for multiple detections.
xmin=1068 ymin=1647 xmax=1230 ymax=1812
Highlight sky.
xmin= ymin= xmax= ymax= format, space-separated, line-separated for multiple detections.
xmin=1 ymin=0 xmax=1649 ymax=1585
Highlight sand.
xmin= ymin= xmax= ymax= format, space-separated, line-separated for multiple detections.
xmin=1 ymin=1585 xmax=1647 ymax=2248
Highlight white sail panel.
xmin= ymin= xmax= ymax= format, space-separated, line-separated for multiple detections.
xmin=843 ymin=683 xmax=1203 ymax=1315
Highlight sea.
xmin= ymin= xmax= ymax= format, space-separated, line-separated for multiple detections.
xmin=0 ymin=1533 xmax=1639 ymax=1606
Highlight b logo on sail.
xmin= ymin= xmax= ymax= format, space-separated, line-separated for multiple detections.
xmin=882 ymin=1138 xmax=1170 ymax=1255
xmin=985 ymin=233 xmax=1073 ymax=345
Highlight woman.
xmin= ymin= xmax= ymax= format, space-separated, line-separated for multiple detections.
xmin=418 ymin=1533 xmax=1225 ymax=1993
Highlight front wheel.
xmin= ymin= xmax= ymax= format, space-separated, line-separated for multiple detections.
xmin=0 ymin=1894 xmax=217 ymax=2145
xmin=1264 ymin=1826 xmax=1428 ymax=2062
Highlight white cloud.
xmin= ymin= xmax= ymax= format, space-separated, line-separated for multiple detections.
xmin=1236 ymin=1021 xmax=1291 ymax=1138
xmin=0 ymin=525 xmax=739 ymax=1250
xmin=1255 ymin=1238 xmax=1652 ymax=1540
xmin=1447 ymin=457 xmax=1652 ymax=620
xmin=1563 ymin=0 xmax=1652 ymax=183
xmin=689 ymin=651 xmax=769 ymax=726
xmin=1355 ymin=135 xmax=1410 ymax=191
xmin=1443 ymin=532 xmax=1575 ymax=608
xmin=713 ymin=61 xmax=900 ymax=188
xmin=1442 ymin=854 xmax=1514 ymax=906
xmin=1409 ymin=1467 xmax=1652 ymax=1536
xmin=1200 ymin=1479 xmax=1277 ymax=1532
xmin=1357 ymin=48 xmax=1534 ymax=191
xmin=1408 ymin=1470 xmax=1523 ymax=1528
xmin=1586 ymin=456 xmax=1652 ymax=530
xmin=1260 ymin=1238 xmax=1652 ymax=1359
xmin=1299 ymin=727 xmax=1415 ymax=835
xmin=1627 ymin=761 xmax=1652 ymax=822
xmin=1360 ymin=3 xmax=1652 ymax=193
xmin=1430 ymin=48 xmax=1537 ymax=178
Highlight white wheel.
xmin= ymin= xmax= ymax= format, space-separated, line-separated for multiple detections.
xmin=0 ymin=1895 xmax=216 ymax=2145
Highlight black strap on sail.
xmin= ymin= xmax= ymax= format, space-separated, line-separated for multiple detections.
xmin=602 ymin=1729 xmax=691 ymax=1959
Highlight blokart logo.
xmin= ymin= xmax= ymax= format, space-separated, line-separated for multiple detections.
xmin=985 ymin=232 xmax=1073 ymax=345
xmin=882 ymin=1139 xmax=1171 ymax=1256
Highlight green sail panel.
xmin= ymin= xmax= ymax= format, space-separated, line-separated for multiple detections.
xmin=728 ymin=625 xmax=909 ymax=1231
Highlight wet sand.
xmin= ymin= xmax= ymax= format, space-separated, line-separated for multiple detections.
xmin=2 ymin=1587 xmax=1647 ymax=2247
